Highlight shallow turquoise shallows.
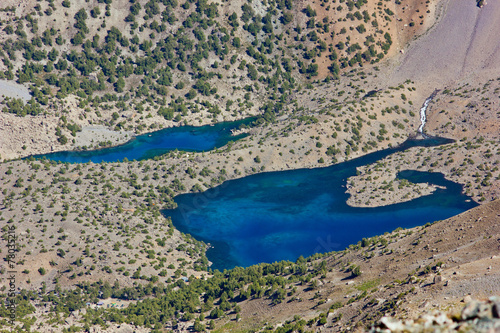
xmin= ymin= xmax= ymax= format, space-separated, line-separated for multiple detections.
xmin=165 ymin=138 xmax=477 ymax=271
xmin=35 ymin=118 xmax=253 ymax=163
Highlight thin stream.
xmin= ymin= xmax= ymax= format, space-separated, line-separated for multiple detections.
xmin=418 ymin=97 xmax=431 ymax=134
xmin=418 ymin=90 xmax=439 ymax=135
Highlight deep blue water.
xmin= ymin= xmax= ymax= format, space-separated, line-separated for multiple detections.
xmin=166 ymin=137 xmax=477 ymax=271
xmin=35 ymin=119 xmax=476 ymax=271
xmin=34 ymin=118 xmax=254 ymax=163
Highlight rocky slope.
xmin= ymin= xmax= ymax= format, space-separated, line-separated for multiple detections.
xmin=371 ymin=297 xmax=500 ymax=333
xmin=0 ymin=0 xmax=499 ymax=332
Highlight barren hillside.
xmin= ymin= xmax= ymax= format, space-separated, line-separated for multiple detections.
xmin=0 ymin=0 xmax=499 ymax=332
xmin=385 ymin=0 xmax=500 ymax=95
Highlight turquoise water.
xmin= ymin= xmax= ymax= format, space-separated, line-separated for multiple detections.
xmin=35 ymin=118 xmax=253 ymax=163
xmin=36 ymin=121 xmax=476 ymax=271
xmin=166 ymin=138 xmax=477 ymax=270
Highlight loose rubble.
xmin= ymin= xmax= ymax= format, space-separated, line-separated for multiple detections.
xmin=371 ymin=297 xmax=500 ymax=332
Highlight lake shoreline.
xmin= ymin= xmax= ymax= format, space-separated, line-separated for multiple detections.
xmin=31 ymin=117 xmax=255 ymax=163
xmin=34 ymin=111 xmax=483 ymax=212
xmin=165 ymin=140 xmax=477 ymax=270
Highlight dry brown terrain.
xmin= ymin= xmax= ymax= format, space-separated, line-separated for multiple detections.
xmin=0 ymin=0 xmax=500 ymax=331
xmin=0 ymin=79 xmax=424 ymax=293
xmin=382 ymin=0 xmax=500 ymax=96
xmin=0 ymin=0 xmax=425 ymax=161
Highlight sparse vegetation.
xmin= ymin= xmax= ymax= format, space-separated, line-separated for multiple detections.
xmin=0 ymin=0 xmax=498 ymax=332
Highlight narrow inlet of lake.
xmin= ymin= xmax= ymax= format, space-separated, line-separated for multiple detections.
xmin=165 ymin=137 xmax=477 ymax=271
xmin=34 ymin=117 xmax=254 ymax=163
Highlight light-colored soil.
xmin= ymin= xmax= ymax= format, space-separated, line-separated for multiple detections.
xmin=346 ymin=168 xmax=440 ymax=208
xmin=74 ymin=125 xmax=134 ymax=150
xmin=0 ymin=113 xmax=60 ymax=160
xmin=12 ymin=198 xmax=500 ymax=332
xmin=346 ymin=139 xmax=500 ymax=207
xmin=426 ymin=78 xmax=500 ymax=140
xmin=0 ymin=0 xmax=437 ymax=162
xmin=384 ymin=0 xmax=500 ymax=95
xmin=0 ymin=79 xmax=31 ymax=102
xmin=1 ymin=0 xmax=498 ymax=295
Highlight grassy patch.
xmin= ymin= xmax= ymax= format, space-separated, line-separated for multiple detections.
xmin=355 ymin=279 xmax=381 ymax=292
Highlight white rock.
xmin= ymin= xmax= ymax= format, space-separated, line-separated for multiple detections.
xmin=380 ymin=317 xmax=405 ymax=331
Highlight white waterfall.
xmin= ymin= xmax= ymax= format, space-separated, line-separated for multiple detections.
xmin=418 ymin=96 xmax=433 ymax=134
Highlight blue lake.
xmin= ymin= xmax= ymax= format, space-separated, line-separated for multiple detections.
xmin=35 ymin=118 xmax=253 ymax=163
xmin=36 ymin=121 xmax=476 ymax=271
xmin=165 ymin=138 xmax=477 ymax=271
